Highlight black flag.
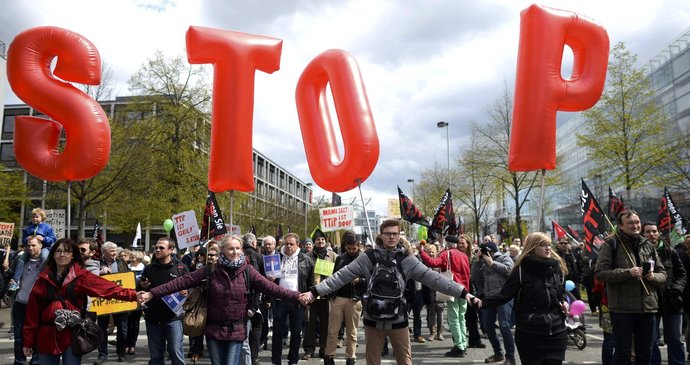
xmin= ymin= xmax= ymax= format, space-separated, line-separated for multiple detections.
xmin=200 ymin=191 xmax=227 ymax=241
xmin=657 ymin=187 xmax=688 ymax=244
xmin=276 ymin=224 xmax=283 ymax=242
xmin=608 ymin=186 xmax=625 ymax=224
xmin=580 ymin=179 xmax=606 ymax=256
xmin=398 ymin=186 xmax=428 ymax=226
xmin=331 ymin=192 xmax=342 ymax=206
xmin=430 ymin=189 xmax=457 ymax=235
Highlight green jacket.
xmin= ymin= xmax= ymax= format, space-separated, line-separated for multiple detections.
xmin=595 ymin=233 xmax=666 ymax=313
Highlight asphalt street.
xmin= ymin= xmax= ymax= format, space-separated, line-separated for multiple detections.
xmin=0 ymin=306 xmax=671 ymax=364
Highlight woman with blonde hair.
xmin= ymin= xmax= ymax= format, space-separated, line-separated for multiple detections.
xmin=482 ymin=232 xmax=570 ymax=365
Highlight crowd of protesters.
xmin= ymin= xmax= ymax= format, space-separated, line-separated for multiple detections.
xmin=2 ymin=207 xmax=690 ymax=365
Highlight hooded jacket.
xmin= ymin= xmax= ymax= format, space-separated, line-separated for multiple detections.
xmin=22 ymin=222 xmax=57 ymax=248
xmin=23 ymin=264 xmax=137 ymax=355
xmin=151 ymin=260 xmax=300 ymax=341
xmin=472 ymin=250 xmax=514 ymax=297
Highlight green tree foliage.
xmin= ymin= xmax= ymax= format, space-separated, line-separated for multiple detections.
xmin=106 ymin=51 xmax=212 ymax=231
xmin=473 ymin=85 xmax=541 ymax=239
xmin=577 ymin=42 xmax=670 ymax=201
xmin=0 ymin=166 xmax=28 ymax=240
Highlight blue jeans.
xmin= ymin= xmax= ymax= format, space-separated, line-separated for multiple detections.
xmin=39 ymin=347 xmax=81 ymax=365
xmin=13 ymin=302 xmax=39 ymax=365
xmin=98 ymin=312 xmax=128 ymax=359
xmin=611 ymin=312 xmax=656 ymax=365
xmin=652 ymin=312 xmax=685 ymax=365
xmin=272 ymin=300 xmax=304 ymax=365
xmin=207 ymin=337 xmax=242 ymax=365
xmin=481 ymin=300 xmax=515 ymax=359
xmin=146 ymin=319 xmax=185 ymax=365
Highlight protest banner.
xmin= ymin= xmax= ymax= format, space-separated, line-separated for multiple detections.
xmin=90 ymin=272 xmax=137 ymax=316
xmin=173 ymin=210 xmax=201 ymax=249
xmin=319 ymin=205 xmax=354 ymax=232
xmin=0 ymin=222 xmax=14 ymax=247
xmin=45 ymin=209 xmax=66 ymax=239
xmin=224 ymin=224 xmax=242 ymax=237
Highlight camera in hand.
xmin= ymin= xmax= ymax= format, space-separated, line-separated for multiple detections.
xmin=479 ymin=245 xmax=490 ymax=257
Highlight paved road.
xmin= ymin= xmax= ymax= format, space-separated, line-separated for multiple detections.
xmin=0 ymin=306 xmax=671 ymax=364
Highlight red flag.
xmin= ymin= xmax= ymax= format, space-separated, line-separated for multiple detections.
xmin=398 ymin=186 xmax=428 ymax=226
xmin=552 ymin=220 xmax=568 ymax=240
xmin=608 ymin=186 xmax=625 ymax=223
xmin=580 ymin=179 xmax=607 ymax=253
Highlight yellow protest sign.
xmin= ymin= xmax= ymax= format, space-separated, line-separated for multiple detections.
xmin=90 ymin=272 xmax=138 ymax=316
xmin=314 ymin=258 xmax=335 ymax=277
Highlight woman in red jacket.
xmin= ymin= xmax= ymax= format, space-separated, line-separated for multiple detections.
xmin=138 ymin=235 xmax=302 ymax=365
xmin=23 ymin=238 xmax=138 ymax=365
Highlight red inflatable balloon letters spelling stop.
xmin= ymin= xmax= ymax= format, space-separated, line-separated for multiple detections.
xmin=186 ymin=26 xmax=283 ymax=193
xmin=7 ymin=26 xmax=111 ymax=181
xmin=296 ymin=50 xmax=379 ymax=192
xmin=509 ymin=5 xmax=609 ymax=172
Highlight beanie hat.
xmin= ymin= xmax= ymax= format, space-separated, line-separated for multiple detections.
xmin=445 ymin=235 xmax=459 ymax=244
xmin=485 ymin=242 xmax=499 ymax=253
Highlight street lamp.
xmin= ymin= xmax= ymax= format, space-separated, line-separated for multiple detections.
xmin=407 ymin=178 xmax=415 ymax=200
xmin=437 ymin=121 xmax=450 ymax=186
xmin=304 ymin=183 xmax=313 ymax=237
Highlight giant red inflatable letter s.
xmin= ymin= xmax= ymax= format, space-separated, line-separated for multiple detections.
xmin=7 ymin=26 xmax=111 ymax=181
xmin=296 ymin=50 xmax=379 ymax=192
xmin=509 ymin=5 xmax=609 ymax=172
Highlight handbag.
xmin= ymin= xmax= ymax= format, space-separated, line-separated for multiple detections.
xmin=182 ymin=265 xmax=213 ymax=337
xmin=71 ymin=311 xmax=103 ymax=355
xmin=435 ymin=251 xmax=456 ymax=303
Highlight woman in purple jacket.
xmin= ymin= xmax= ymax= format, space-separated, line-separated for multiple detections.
xmin=138 ymin=235 xmax=302 ymax=365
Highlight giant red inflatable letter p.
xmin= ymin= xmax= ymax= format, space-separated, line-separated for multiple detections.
xmin=509 ymin=5 xmax=609 ymax=172
xmin=8 ymin=26 xmax=111 ymax=181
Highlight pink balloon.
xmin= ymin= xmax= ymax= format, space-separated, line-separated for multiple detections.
xmin=570 ymin=300 xmax=586 ymax=316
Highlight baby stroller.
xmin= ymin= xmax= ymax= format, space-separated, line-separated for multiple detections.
xmin=565 ymin=292 xmax=587 ymax=350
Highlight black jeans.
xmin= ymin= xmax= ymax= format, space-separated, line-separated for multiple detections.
xmin=272 ymin=300 xmax=304 ymax=364
xmin=302 ymin=298 xmax=329 ymax=356
xmin=13 ymin=302 xmax=40 ymax=365
xmin=97 ymin=312 xmax=128 ymax=359
xmin=126 ymin=309 xmax=142 ymax=348
xmin=611 ymin=312 xmax=656 ymax=365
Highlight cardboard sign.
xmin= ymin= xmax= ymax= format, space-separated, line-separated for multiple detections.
xmin=314 ymin=258 xmax=335 ymax=277
xmin=45 ymin=209 xmax=66 ymax=239
xmin=224 ymin=224 xmax=242 ymax=237
xmin=173 ymin=210 xmax=201 ymax=249
xmin=263 ymin=254 xmax=281 ymax=278
xmin=319 ymin=205 xmax=354 ymax=232
xmin=0 ymin=222 xmax=14 ymax=246
xmin=90 ymin=272 xmax=137 ymax=316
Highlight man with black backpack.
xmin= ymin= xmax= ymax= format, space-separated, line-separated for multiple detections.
xmin=300 ymin=220 xmax=480 ymax=365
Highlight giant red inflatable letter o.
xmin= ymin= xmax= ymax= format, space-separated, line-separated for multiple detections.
xmin=7 ymin=26 xmax=111 ymax=181
xmin=509 ymin=5 xmax=609 ymax=172
xmin=296 ymin=50 xmax=379 ymax=192
xmin=186 ymin=26 xmax=283 ymax=193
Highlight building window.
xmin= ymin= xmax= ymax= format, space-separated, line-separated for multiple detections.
xmin=2 ymin=115 xmax=16 ymax=139
xmin=0 ymin=142 xmax=17 ymax=167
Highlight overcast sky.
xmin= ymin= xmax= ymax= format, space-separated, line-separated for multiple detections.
xmin=2 ymin=0 xmax=690 ymax=216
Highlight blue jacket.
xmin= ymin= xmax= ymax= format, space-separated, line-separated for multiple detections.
xmin=22 ymin=222 xmax=57 ymax=248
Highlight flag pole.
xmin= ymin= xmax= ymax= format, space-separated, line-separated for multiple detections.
xmin=229 ymin=190 xmax=234 ymax=228
xmin=356 ymin=179 xmax=374 ymax=245
xmin=67 ymin=181 xmax=71 ymax=240
xmin=538 ymin=169 xmax=546 ymax=232
xmin=602 ymin=213 xmax=650 ymax=295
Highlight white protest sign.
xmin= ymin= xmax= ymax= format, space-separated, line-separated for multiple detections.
xmin=172 ymin=210 xmax=200 ymax=249
xmin=0 ymin=222 xmax=14 ymax=246
xmin=45 ymin=209 xmax=66 ymax=239
xmin=225 ymin=224 xmax=241 ymax=236
xmin=319 ymin=205 xmax=355 ymax=232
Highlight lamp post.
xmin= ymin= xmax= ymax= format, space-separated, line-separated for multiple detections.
xmin=407 ymin=178 xmax=415 ymax=200
xmin=304 ymin=183 xmax=312 ymax=237
xmin=437 ymin=121 xmax=450 ymax=186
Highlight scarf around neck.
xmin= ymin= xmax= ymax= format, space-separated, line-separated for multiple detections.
xmin=218 ymin=253 xmax=245 ymax=269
